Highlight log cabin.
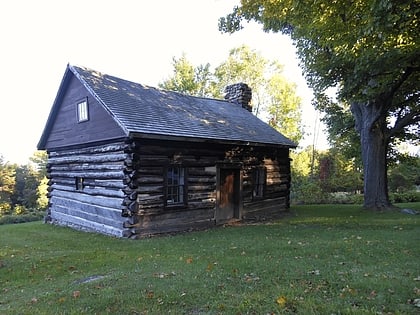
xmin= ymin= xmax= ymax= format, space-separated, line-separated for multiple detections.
xmin=38 ymin=64 xmax=296 ymax=238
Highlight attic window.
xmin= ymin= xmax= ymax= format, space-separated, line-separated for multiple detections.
xmin=77 ymin=99 xmax=89 ymax=122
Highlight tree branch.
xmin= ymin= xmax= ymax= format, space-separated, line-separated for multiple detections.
xmin=389 ymin=109 xmax=420 ymax=139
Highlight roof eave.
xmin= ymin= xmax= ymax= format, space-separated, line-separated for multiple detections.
xmin=37 ymin=64 xmax=73 ymax=150
xmin=129 ymin=132 xmax=296 ymax=149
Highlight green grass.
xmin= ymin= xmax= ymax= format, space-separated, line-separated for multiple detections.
xmin=1 ymin=203 xmax=419 ymax=314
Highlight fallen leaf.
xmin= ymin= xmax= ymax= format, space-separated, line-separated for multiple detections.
xmin=73 ymin=290 xmax=81 ymax=298
xmin=186 ymin=257 xmax=193 ymax=264
xmin=276 ymin=295 xmax=287 ymax=307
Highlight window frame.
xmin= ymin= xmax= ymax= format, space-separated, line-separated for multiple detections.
xmin=77 ymin=98 xmax=89 ymax=122
xmin=75 ymin=177 xmax=85 ymax=191
xmin=252 ymin=166 xmax=266 ymax=200
xmin=165 ymin=165 xmax=187 ymax=208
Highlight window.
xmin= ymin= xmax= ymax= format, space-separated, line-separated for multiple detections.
xmin=75 ymin=177 xmax=84 ymax=190
xmin=77 ymin=99 xmax=89 ymax=122
xmin=253 ymin=167 xmax=266 ymax=199
xmin=166 ymin=166 xmax=186 ymax=206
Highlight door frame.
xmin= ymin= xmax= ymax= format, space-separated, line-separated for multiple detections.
xmin=215 ymin=162 xmax=243 ymax=223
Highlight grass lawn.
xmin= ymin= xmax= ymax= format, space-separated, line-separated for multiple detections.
xmin=1 ymin=203 xmax=419 ymax=314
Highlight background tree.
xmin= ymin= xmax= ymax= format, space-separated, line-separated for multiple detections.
xmin=0 ymin=156 xmax=16 ymax=215
xmin=214 ymin=45 xmax=268 ymax=116
xmin=388 ymin=154 xmax=420 ymax=192
xmin=267 ymin=64 xmax=303 ymax=143
xmin=220 ymin=1 xmax=420 ymax=210
xmin=160 ymin=46 xmax=304 ymax=144
xmin=10 ymin=164 xmax=39 ymax=210
xmin=159 ymin=53 xmax=215 ymax=97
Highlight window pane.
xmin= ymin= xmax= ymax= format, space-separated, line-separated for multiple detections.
xmin=167 ymin=166 xmax=185 ymax=205
xmin=77 ymin=101 xmax=88 ymax=122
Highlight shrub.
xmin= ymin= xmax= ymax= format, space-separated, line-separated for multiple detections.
xmin=13 ymin=204 xmax=28 ymax=215
xmin=389 ymin=191 xmax=420 ymax=203
xmin=0 ymin=208 xmax=45 ymax=225
xmin=0 ymin=202 xmax=12 ymax=216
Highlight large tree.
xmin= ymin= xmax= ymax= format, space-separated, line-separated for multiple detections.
xmin=220 ymin=0 xmax=420 ymax=210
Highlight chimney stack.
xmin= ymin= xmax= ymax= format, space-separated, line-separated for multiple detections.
xmin=224 ymin=83 xmax=252 ymax=112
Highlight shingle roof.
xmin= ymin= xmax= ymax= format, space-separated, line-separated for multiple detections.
xmin=69 ymin=65 xmax=296 ymax=147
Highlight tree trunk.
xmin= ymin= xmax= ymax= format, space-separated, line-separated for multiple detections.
xmin=351 ymin=102 xmax=392 ymax=210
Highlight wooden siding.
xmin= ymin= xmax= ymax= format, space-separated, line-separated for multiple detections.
xmin=43 ymin=75 xmax=125 ymax=150
xmin=122 ymin=139 xmax=291 ymax=238
xmin=45 ymin=137 xmax=292 ymax=238
xmin=46 ymin=141 xmax=130 ymax=237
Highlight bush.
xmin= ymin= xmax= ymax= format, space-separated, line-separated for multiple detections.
xmin=0 ymin=202 xmax=12 ymax=216
xmin=389 ymin=191 xmax=420 ymax=203
xmin=291 ymin=177 xmax=329 ymax=204
xmin=0 ymin=209 xmax=44 ymax=225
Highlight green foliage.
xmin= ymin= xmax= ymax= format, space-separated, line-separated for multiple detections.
xmin=36 ymin=176 xmax=49 ymax=210
xmin=1 ymin=204 xmax=419 ymax=314
xmin=159 ymin=53 xmax=216 ymax=97
xmin=0 ymin=156 xmax=16 ymax=212
xmin=160 ymin=46 xmax=304 ymax=144
xmin=267 ymin=69 xmax=303 ymax=143
xmin=0 ymin=210 xmax=44 ymax=225
xmin=389 ymin=191 xmax=420 ymax=203
xmin=220 ymin=1 xmax=420 ymax=209
xmin=388 ymin=154 xmax=420 ymax=192
xmin=0 ymin=151 xmax=48 ymax=217
xmin=11 ymin=164 xmax=39 ymax=209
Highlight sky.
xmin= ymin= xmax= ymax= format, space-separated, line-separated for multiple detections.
xmin=0 ymin=0 xmax=327 ymax=165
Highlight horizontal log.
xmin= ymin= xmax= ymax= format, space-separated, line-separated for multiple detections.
xmin=129 ymin=220 xmax=214 ymax=238
xmin=51 ymin=197 xmax=124 ymax=224
xmin=52 ymin=183 xmax=124 ymax=198
xmin=137 ymin=167 xmax=164 ymax=175
xmin=243 ymin=196 xmax=288 ymax=213
xmin=49 ymin=142 xmax=127 ymax=156
xmin=50 ymin=189 xmax=123 ymax=209
xmin=48 ymin=152 xmax=127 ymax=165
xmin=49 ymin=162 xmax=123 ymax=172
xmin=50 ymin=170 xmax=124 ymax=180
xmin=136 ymin=176 xmax=164 ymax=184
xmin=50 ymin=210 xmax=125 ymax=237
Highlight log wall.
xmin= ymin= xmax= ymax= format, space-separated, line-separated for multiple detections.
xmin=45 ymin=138 xmax=292 ymax=238
xmin=46 ymin=141 xmax=130 ymax=237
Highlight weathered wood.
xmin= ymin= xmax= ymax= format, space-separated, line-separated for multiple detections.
xmin=50 ymin=189 xmax=123 ymax=209
xmin=48 ymin=152 xmax=127 ymax=165
xmin=50 ymin=170 xmax=124 ymax=180
xmin=50 ymin=210 xmax=126 ymax=237
xmin=51 ymin=197 xmax=124 ymax=223
xmin=45 ymin=136 xmax=292 ymax=238
xmin=51 ymin=183 xmax=124 ymax=198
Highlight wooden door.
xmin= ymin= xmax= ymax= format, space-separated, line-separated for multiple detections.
xmin=216 ymin=167 xmax=241 ymax=223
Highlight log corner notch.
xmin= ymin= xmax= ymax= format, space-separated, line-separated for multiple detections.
xmin=121 ymin=138 xmax=140 ymax=218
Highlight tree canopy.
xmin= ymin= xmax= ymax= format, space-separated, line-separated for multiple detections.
xmin=220 ymin=0 xmax=420 ymax=209
xmin=160 ymin=45 xmax=304 ymax=144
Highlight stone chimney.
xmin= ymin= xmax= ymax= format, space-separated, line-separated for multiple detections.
xmin=224 ymin=83 xmax=252 ymax=112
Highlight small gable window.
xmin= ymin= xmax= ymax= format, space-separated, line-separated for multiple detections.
xmin=77 ymin=99 xmax=89 ymax=122
xmin=166 ymin=166 xmax=187 ymax=207
xmin=252 ymin=167 xmax=266 ymax=199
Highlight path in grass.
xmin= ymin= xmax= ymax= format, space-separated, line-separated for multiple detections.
xmin=1 ymin=203 xmax=419 ymax=314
